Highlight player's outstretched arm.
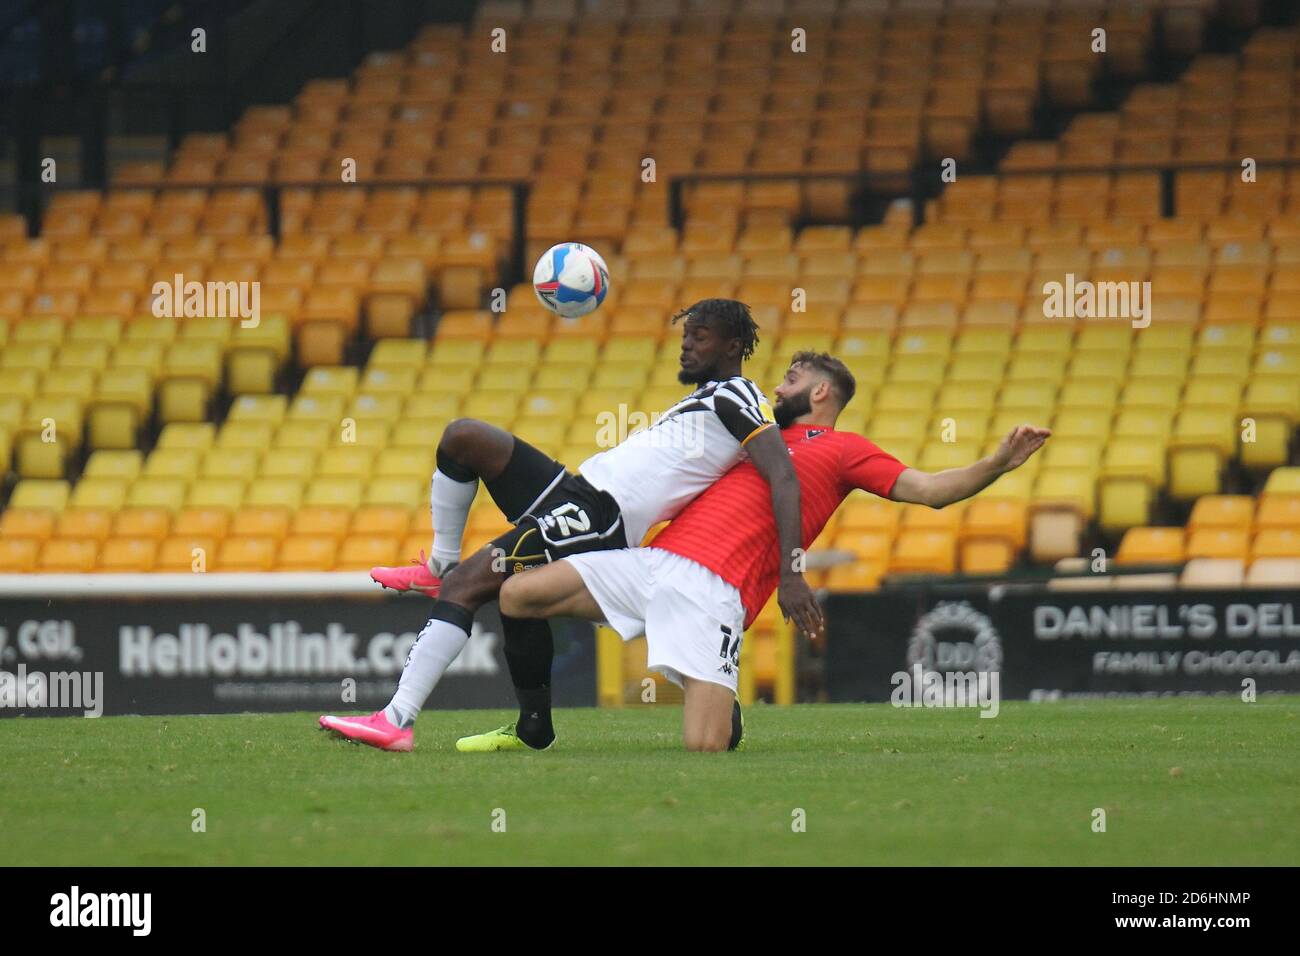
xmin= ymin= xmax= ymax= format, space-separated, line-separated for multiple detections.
xmin=744 ymin=425 xmax=824 ymax=636
xmin=890 ymin=424 xmax=1051 ymax=509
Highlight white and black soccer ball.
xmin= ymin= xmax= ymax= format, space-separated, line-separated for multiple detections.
xmin=532 ymin=242 xmax=610 ymax=318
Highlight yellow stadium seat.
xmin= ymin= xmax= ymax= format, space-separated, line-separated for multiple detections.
xmin=57 ymin=342 xmax=111 ymax=372
xmin=317 ymin=447 xmax=375 ymax=480
xmin=1256 ymin=494 xmax=1300 ymax=532
xmin=1112 ymin=408 xmax=1174 ymax=443
xmin=186 ymin=478 xmax=245 ymax=511
xmin=16 ymin=434 xmax=69 ymax=480
xmin=1116 ymin=527 xmax=1185 ymax=566
xmin=156 ymin=423 xmax=216 ymax=451
xmin=1100 ymin=436 xmax=1164 ymax=486
xmin=67 ymin=475 xmax=127 ymax=511
xmin=963 ymin=499 xmax=1028 ymax=549
xmin=1033 ymin=469 xmax=1096 ymax=519
xmin=1253 ymin=529 xmax=1300 ymax=560
xmin=0 ymin=537 xmax=40 ymax=571
xmin=1016 ymin=325 xmax=1073 ymax=356
xmin=836 ymin=496 xmax=902 ymax=534
xmin=476 ymin=366 xmax=532 ymax=392
xmin=244 ymin=478 xmax=304 ymax=510
xmin=217 ymin=536 xmax=278 ymax=572
xmin=97 ymin=538 xmax=158 ymax=573
xmin=301 ymin=366 xmax=359 ymax=398
xmin=126 ymin=477 xmax=187 ymax=512
xmin=1130 ymin=345 xmax=1194 ymax=383
xmin=336 ymin=535 xmax=399 ymax=571
xmin=173 ymin=506 xmax=233 ymax=539
xmin=416 ymin=365 xmax=475 ymax=396
xmin=890 ymin=530 xmax=956 ymax=575
xmin=978 ymin=466 xmax=1037 ymax=503
xmin=1068 ymin=352 xmax=1129 ymax=381
xmin=277 ymin=535 xmax=338 ymax=571
xmin=459 ymin=393 xmax=519 ymax=425
xmin=961 ymin=539 xmax=1015 ymax=575
xmin=304 ymin=478 xmax=363 ymax=510
xmin=484 ymin=339 xmax=541 ymax=367
xmin=38 ymin=538 xmax=98 ymax=573
xmin=157 ymin=379 xmax=210 ymax=424
xmin=53 ymin=507 xmax=113 ymax=542
xmin=832 ymin=531 xmax=893 ymax=564
xmin=230 ymin=506 xmax=290 ymax=540
xmin=544 ymin=339 xmax=600 ymax=366
xmin=289 ymin=506 xmax=350 ymax=540
xmin=1120 ymin=380 xmax=1182 ymax=412
xmin=226 ymin=394 xmax=287 ymax=426
xmin=1187 ymin=529 xmax=1250 ymax=562
xmin=2 ymin=343 xmax=56 ymax=374
xmin=0 ymin=507 xmax=57 ymax=540
xmin=359 ymin=367 xmax=418 ymax=397
xmin=113 ymin=507 xmax=171 ymax=541
xmin=202 ymin=447 xmax=261 ymax=479
xmin=1039 ymin=438 xmax=1102 ymax=472
xmin=1188 ymin=495 xmax=1254 ymax=533
xmin=1005 ymin=353 xmax=1069 ymax=384
xmin=24 ymin=394 xmax=85 ymax=448
xmin=138 ymin=446 xmax=202 ymax=484
xmin=1262 ymin=467 xmax=1300 ymax=496
xmin=286 ymin=394 xmax=345 ymax=428
xmin=954 ymin=327 xmax=1013 ymax=357
xmin=1097 ymin=476 xmax=1152 ymax=538
xmin=154 ymin=535 xmax=217 ymax=572
xmin=825 ymin=561 xmax=885 ymax=592
xmin=351 ymin=506 xmax=410 ymax=538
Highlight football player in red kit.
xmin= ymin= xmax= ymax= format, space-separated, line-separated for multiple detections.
xmin=496 ymin=352 xmax=1050 ymax=752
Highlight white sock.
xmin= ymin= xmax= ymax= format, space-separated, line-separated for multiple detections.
xmin=429 ymin=469 xmax=477 ymax=572
xmin=384 ymin=617 xmax=470 ymax=728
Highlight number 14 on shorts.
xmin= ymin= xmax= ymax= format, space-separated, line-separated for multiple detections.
xmin=719 ymin=625 xmax=741 ymax=676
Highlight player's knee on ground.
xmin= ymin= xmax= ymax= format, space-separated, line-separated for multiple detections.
xmin=682 ymin=677 xmax=736 ymax=752
xmin=683 ymin=724 xmax=732 ymax=752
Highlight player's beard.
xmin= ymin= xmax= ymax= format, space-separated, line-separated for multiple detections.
xmin=678 ymin=361 xmax=719 ymax=386
xmin=774 ymin=386 xmax=812 ymax=428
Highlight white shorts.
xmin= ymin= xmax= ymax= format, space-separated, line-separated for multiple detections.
xmin=562 ymin=548 xmax=746 ymax=693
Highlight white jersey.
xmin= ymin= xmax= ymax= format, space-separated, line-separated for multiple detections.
xmin=578 ymin=376 xmax=774 ymax=546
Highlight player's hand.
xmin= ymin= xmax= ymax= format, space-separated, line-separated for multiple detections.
xmin=778 ymin=573 xmax=823 ymax=638
xmin=990 ymin=424 xmax=1051 ymax=473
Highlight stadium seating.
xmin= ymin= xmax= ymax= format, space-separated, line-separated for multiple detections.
xmin=2 ymin=0 xmax=1297 ymax=649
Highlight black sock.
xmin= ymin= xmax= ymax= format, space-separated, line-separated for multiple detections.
xmin=728 ymin=698 xmax=744 ymax=751
xmin=514 ymin=685 xmax=554 ymax=749
xmin=502 ymin=614 xmax=555 ymax=749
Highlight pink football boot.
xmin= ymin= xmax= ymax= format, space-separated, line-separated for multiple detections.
xmin=370 ymin=549 xmax=444 ymax=597
xmin=319 ymin=711 xmax=413 ymax=752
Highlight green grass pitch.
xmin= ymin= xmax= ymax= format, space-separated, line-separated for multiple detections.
xmin=2 ymin=697 xmax=1297 ymax=866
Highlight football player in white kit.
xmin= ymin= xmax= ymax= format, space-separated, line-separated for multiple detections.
xmin=321 ymin=299 xmax=822 ymax=752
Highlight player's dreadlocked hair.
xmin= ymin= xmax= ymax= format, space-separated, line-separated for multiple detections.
xmin=670 ymin=299 xmax=760 ymax=361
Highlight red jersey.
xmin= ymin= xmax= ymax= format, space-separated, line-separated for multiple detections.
xmin=652 ymin=425 xmax=908 ymax=627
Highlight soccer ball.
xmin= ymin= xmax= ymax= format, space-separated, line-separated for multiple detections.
xmin=532 ymin=242 xmax=610 ymax=318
